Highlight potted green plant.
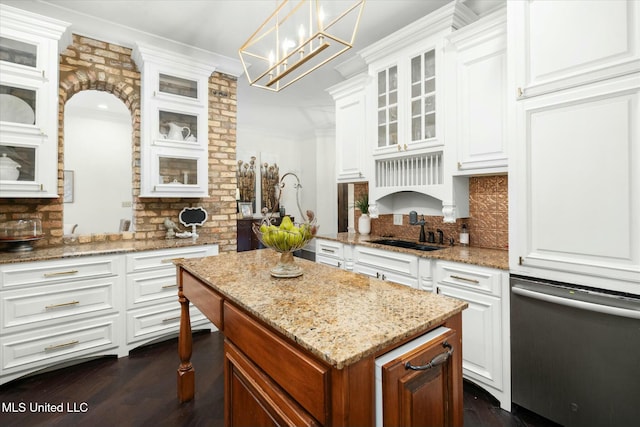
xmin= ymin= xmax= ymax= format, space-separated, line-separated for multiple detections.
xmin=354 ymin=193 xmax=370 ymax=235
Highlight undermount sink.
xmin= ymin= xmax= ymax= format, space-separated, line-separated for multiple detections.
xmin=369 ymin=239 xmax=444 ymax=252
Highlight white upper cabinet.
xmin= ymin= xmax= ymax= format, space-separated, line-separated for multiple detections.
xmin=356 ymin=1 xmax=477 ymax=219
xmin=328 ymin=74 xmax=370 ymax=182
xmin=0 ymin=5 xmax=70 ymax=198
xmin=510 ymin=74 xmax=640 ymax=294
xmin=510 ymin=0 xmax=640 ymax=99
xmin=133 ymin=42 xmax=215 ymax=198
xmin=445 ymin=7 xmax=508 ymax=174
xmin=363 ymin=37 xmax=449 ymax=158
xmin=508 ymin=0 xmax=640 ymax=293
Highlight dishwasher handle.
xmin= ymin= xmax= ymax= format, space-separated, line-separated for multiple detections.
xmin=512 ymin=285 xmax=640 ymax=320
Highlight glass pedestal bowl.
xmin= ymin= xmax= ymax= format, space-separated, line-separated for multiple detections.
xmin=252 ymin=218 xmax=317 ymax=278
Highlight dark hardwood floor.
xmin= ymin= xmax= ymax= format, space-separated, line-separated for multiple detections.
xmin=0 ymin=330 xmax=557 ymax=427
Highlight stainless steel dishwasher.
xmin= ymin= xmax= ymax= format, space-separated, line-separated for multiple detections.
xmin=510 ymin=275 xmax=640 ymax=427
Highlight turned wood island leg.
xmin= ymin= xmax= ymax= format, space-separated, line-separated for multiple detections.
xmin=177 ymin=278 xmax=195 ymax=402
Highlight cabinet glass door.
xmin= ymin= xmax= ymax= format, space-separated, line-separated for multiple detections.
xmin=411 ymin=50 xmax=436 ymax=141
xmin=377 ymin=66 xmax=398 ymax=147
xmin=158 ymin=73 xmax=197 ymax=99
xmin=0 ymin=84 xmax=36 ymax=126
xmin=158 ymin=110 xmax=198 ymax=142
xmin=158 ymin=156 xmax=198 ymax=186
xmin=0 ymin=144 xmax=35 ymax=181
xmin=0 ymin=36 xmax=37 ymax=68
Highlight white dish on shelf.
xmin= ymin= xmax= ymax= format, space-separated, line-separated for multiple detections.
xmin=0 ymin=94 xmax=35 ymax=124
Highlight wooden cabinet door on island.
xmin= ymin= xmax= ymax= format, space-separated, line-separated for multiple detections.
xmin=224 ymin=340 xmax=319 ymax=427
xmin=377 ymin=327 xmax=458 ymax=427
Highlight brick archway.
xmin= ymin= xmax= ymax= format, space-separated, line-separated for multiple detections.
xmin=56 ymin=36 xmax=142 ymax=241
xmin=58 ymin=68 xmax=141 ymax=195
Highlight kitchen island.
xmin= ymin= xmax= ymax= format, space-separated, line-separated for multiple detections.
xmin=176 ymin=250 xmax=468 ymax=427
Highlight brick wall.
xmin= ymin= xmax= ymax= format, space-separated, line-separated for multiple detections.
xmin=0 ymin=35 xmax=238 ymax=252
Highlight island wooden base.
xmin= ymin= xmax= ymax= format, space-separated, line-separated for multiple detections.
xmin=176 ymin=264 xmax=464 ymax=426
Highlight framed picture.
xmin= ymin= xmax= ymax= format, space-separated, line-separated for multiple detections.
xmin=238 ymin=202 xmax=253 ymax=219
xmin=63 ymin=170 xmax=74 ymax=203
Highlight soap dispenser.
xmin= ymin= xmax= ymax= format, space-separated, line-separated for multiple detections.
xmin=460 ymin=224 xmax=469 ymax=246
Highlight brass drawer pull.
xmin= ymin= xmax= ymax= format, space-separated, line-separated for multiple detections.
xmin=162 ymin=284 xmax=178 ymax=289
xmin=162 ymin=316 xmax=181 ymax=323
xmin=43 ymin=270 xmax=79 ymax=278
xmin=45 ymin=300 xmax=80 ymax=309
xmin=45 ymin=340 xmax=79 ymax=351
xmin=450 ymin=275 xmax=479 ymax=284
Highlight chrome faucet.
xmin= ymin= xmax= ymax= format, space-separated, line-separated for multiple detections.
xmin=409 ymin=211 xmax=427 ymax=242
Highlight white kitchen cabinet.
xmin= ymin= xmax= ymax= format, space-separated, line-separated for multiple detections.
xmin=509 ymin=0 xmax=640 ymax=99
xmin=1 ymin=316 xmax=120 ymax=383
xmin=328 ymin=74 xmax=369 ymax=183
xmin=362 ymin=26 xmax=454 ymax=156
xmin=509 ymin=73 xmax=640 ymax=294
xmin=315 ymin=238 xmax=345 ymax=269
xmin=445 ymin=7 xmax=508 ymax=175
xmin=0 ymin=244 xmax=218 ymax=384
xmin=124 ymin=245 xmax=217 ymax=351
xmin=434 ymin=260 xmax=510 ymax=411
xmin=358 ymin=1 xmax=477 ymax=220
xmin=133 ymin=42 xmax=215 ymax=198
xmin=508 ymin=0 xmax=640 ymax=295
xmin=0 ymin=254 xmax=124 ymax=385
xmin=0 ymin=5 xmax=70 ymax=198
xmin=353 ymin=245 xmax=419 ymax=288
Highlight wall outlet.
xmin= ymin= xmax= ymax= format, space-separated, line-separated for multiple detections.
xmin=122 ymin=201 xmax=132 ymax=207
xmin=393 ymin=214 xmax=403 ymax=225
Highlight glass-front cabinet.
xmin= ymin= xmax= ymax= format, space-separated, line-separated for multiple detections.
xmin=0 ymin=5 xmax=70 ymax=198
xmin=358 ymin=1 xmax=477 ymax=221
xmin=410 ymin=50 xmax=436 ymax=142
xmin=377 ymin=65 xmax=398 ymax=148
xmin=133 ymin=42 xmax=214 ymax=198
xmin=371 ymin=44 xmax=442 ymax=157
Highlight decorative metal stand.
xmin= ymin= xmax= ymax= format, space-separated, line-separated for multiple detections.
xmin=252 ymin=173 xmax=318 ymax=278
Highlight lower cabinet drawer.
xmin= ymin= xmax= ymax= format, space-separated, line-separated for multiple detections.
xmin=224 ymin=302 xmax=329 ymax=425
xmin=126 ymin=268 xmax=177 ymax=309
xmin=316 ymin=239 xmax=344 ymax=259
xmin=353 ymin=246 xmax=419 ymax=277
xmin=1 ymin=278 xmax=118 ymax=334
xmin=1 ymin=316 xmax=119 ymax=376
xmin=0 ymin=256 xmax=121 ymax=290
xmin=126 ymin=245 xmax=218 ymax=273
xmin=126 ymin=302 xmax=210 ymax=345
xmin=435 ymin=261 xmax=504 ymax=296
xmin=316 ymin=254 xmax=343 ymax=269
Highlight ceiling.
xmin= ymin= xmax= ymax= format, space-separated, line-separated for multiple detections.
xmin=3 ymin=0 xmax=504 ymax=136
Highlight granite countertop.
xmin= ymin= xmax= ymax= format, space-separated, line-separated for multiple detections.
xmin=0 ymin=236 xmax=219 ymax=265
xmin=317 ymin=232 xmax=509 ymax=270
xmin=178 ymin=250 xmax=468 ymax=369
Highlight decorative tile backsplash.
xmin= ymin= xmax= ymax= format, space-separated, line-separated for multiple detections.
xmin=359 ymin=175 xmax=508 ymax=250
